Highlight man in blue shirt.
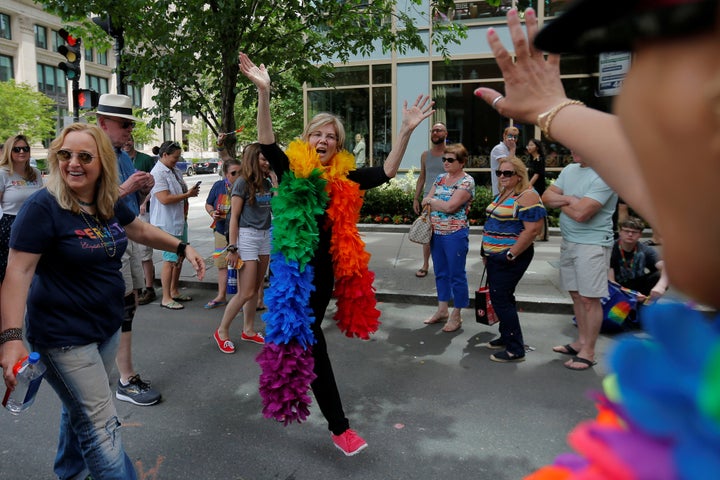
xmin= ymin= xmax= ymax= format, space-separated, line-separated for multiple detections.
xmin=94 ymin=94 xmax=161 ymax=406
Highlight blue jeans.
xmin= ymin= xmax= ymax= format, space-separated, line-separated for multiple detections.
xmin=485 ymin=246 xmax=534 ymax=356
xmin=34 ymin=330 xmax=137 ymax=480
xmin=430 ymin=228 xmax=470 ymax=308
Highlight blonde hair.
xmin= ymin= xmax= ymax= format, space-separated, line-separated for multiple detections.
xmin=1 ymin=134 xmax=38 ymax=182
xmin=45 ymin=123 xmax=119 ymax=220
xmin=499 ymin=156 xmax=531 ymax=195
xmin=302 ymin=112 xmax=346 ymax=152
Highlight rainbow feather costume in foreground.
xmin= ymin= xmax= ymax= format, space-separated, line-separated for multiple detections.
xmin=256 ymin=140 xmax=381 ymax=424
xmin=527 ymin=303 xmax=720 ymax=479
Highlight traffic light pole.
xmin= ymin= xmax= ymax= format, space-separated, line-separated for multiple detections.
xmin=72 ymin=77 xmax=80 ymax=122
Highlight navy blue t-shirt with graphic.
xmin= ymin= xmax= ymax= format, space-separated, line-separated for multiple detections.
xmin=10 ymin=189 xmax=134 ymax=348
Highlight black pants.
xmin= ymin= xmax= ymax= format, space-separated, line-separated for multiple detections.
xmin=309 ymin=252 xmax=350 ymax=436
xmin=623 ymin=271 xmax=661 ymax=296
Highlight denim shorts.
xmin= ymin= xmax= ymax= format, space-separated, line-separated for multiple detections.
xmin=238 ymin=227 xmax=271 ymax=261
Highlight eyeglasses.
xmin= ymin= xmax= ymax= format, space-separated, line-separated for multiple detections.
xmin=442 ymin=157 xmax=457 ymax=163
xmin=12 ymin=146 xmax=31 ymax=153
xmin=56 ymin=149 xmax=95 ymax=164
xmin=506 ymin=134 xmax=518 ymax=140
xmin=495 ymin=170 xmax=516 ymax=178
xmin=431 ymin=128 xmax=446 ymax=133
xmin=620 ymin=229 xmax=642 ymax=235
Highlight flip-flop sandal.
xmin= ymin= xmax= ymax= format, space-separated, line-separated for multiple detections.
xmin=564 ymin=356 xmax=596 ymax=371
xmin=173 ymin=294 xmax=193 ymax=302
xmin=204 ymin=300 xmax=228 ymax=309
xmin=442 ymin=318 xmax=462 ymax=332
xmin=423 ymin=314 xmax=449 ymax=324
xmin=552 ymin=344 xmax=579 ymax=356
xmin=415 ymin=269 xmax=428 ymax=278
xmin=161 ymin=301 xmax=184 ymax=310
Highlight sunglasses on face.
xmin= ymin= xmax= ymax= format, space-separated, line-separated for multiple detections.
xmin=495 ymin=170 xmax=516 ymax=178
xmin=12 ymin=146 xmax=31 ymax=153
xmin=229 ymin=171 xmax=240 ymax=176
xmin=109 ymin=118 xmax=136 ymax=129
xmin=506 ymin=134 xmax=518 ymax=140
xmin=442 ymin=157 xmax=457 ymax=163
xmin=57 ymin=149 xmax=95 ymax=164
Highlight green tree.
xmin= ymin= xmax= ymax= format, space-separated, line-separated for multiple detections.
xmin=39 ymin=0 xmax=465 ymax=157
xmin=0 ymin=81 xmax=56 ymax=143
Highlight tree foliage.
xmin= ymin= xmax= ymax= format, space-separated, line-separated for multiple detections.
xmin=0 ymin=81 xmax=57 ymax=144
xmin=39 ymin=0 xmax=465 ymax=157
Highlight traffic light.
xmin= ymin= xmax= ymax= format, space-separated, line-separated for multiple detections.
xmin=58 ymin=28 xmax=81 ymax=80
xmin=77 ymin=89 xmax=99 ymax=110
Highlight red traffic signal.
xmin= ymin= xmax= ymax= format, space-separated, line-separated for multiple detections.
xmin=58 ymin=28 xmax=81 ymax=80
xmin=77 ymin=89 xmax=99 ymax=110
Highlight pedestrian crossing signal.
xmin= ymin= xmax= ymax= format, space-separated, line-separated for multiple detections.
xmin=77 ymin=89 xmax=99 ymax=110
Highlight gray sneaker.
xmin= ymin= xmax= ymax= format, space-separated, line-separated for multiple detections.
xmin=116 ymin=374 xmax=162 ymax=406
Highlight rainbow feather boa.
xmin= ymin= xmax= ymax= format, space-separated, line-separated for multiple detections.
xmin=526 ymin=303 xmax=720 ymax=480
xmin=257 ymin=140 xmax=381 ymax=424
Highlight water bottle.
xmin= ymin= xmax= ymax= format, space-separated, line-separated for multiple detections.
xmin=3 ymin=352 xmax=47 ymax=414
xmin=227 ymin=263 xmax=238 ymax=294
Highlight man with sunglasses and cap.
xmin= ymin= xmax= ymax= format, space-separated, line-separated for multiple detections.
xmin=91 ymin=93 xmax=162 ymax=406
xmin=490 ymin=126 xmax=519 ymax=196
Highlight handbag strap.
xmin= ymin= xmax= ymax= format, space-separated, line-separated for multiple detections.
xmin=479 ymin=265 xmax=488 ymax=288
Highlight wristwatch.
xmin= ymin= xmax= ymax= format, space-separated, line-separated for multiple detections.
xmin=506 ymin=250 xmax=516 ymax=261
xmin=227 ymin=244 xmax=238 ymax=253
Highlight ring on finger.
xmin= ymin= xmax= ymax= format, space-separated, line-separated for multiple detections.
xmin=491 ymin=95 xmax=504 ymax=109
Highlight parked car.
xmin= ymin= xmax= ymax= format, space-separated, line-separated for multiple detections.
xmin=176 ymin=158 xmax=195 ymax=176
xmin=194 ymin=158 xmax=222 ymax=174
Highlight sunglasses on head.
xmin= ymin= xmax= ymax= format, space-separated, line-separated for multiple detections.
xmin=442 ymin=157 xmax=457 ymax=163
xmin=495 ymin=170 xmax=516 ymax=178
xmin=12 ymin=146 xmax=31 ymax=153
xmin=57 ymin=149 xmax=95 ymax=164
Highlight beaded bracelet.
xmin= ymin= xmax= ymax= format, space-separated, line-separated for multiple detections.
xmin=536 ymin=100 xmax=585 ymax=142
xmin=0 ymin=328 xmax=23 ymax=345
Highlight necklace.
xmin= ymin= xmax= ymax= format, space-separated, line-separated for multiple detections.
xmin=619 ymin=244 xmax=636 ymax=273
xmin=79 ymin=210 xmax=117 ymax=258
xmin=77 ymin=199 xmax=96 ymax=207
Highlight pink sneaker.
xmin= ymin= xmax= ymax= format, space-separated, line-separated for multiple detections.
xmin=331 ymin=429 xmax=367 ymax=456
xmin=214 ymin=330 xmax=235 ymax=354
xmin=241 ymin=332 xmax=265 ymax=345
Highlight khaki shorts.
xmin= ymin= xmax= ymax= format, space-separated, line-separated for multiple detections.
xmin=559 ymin=240 xmax=610 ymax=298
xmin=213 ymin=231 xmax=229 ymax=269
xmin=121 ymin=239 xmax=145 ymax=295
xmin=138 ymin=213 xmax=153 ymax=262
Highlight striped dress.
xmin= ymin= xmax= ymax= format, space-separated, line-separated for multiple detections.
xmin=481 ymin=188 xmax=546 ymax=254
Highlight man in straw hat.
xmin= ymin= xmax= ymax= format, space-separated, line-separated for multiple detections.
xmin=90 ymin=93 xmax=162 ymax=406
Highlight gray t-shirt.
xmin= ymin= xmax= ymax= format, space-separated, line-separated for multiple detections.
xmin=490 ymin=141 xmax=510 ymax=196
xmin=0 ymin=168 xmax=44 ymax=215
xmin=231 ymin=177 xmax=273 ymax=230
xmin=424 ymin=151 xmax=445 ymax=194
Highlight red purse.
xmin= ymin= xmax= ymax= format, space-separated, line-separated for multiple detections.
xmin=475 ymin=268 xmax=499 ymax=326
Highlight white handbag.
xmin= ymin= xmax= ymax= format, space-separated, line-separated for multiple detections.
xmin=408 ymin=205 xmax=432 ymax=244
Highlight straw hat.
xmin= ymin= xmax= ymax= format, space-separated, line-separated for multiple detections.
xmin=86 ymin=93 xmax=140 ymax=121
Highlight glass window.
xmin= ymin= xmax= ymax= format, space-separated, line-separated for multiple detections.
xmin=44 ymin=65 xmax=56 ymax=94
xmin=441 ymin=1 xmax=512 ymax=22
xmin=97 ymin=50 xmax=108 ymax=65
xmin=0 ymin=55 xmax=13 ymax=82
xmin=545 ymin=0 xmax=571 ymax=17
xmin=51 ymin=30 xmax=62 ymax=52
xmin=433 ymin=58 xmax=502 ymax=82
xmin=128 ymin=84 xmax=143 ymax=107
xmin=86 ymin=75 xmax=110 ymax=95
xmin=0 ymin=14 xmax=11 ymax=40
xmin=560 ymin=54 xmax=601 ymax=75
xmin=308 ymin=87 xmax=371 ymax=151
xmin=85 ymin=47 xmax=94 ymax=63
xmin=34 ymin=24 xmax=47 ymax=49
xmin=372 ymin=64 xmax=391 ymax=85
xmin=327 ymin=65 xmax=369 ymax=87
xmin=371 ymin=86 xmax=391 ymax=167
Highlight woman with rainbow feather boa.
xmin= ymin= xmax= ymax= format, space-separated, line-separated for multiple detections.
xmin=238 ymin=52 xmax=434 ymax=456
xmin=474 ymin=1 xmax=720 ymax=478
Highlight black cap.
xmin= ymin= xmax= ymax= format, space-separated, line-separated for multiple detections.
xmin=534 ymin=0 xmax=719 ymax=54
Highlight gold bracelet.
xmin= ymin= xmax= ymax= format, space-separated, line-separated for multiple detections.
xmin=536 ymin=100 xmax=585 ymax=142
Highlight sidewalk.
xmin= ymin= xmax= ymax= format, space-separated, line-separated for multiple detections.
xmin=170 ymin=221 xmax=575 ymax=314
